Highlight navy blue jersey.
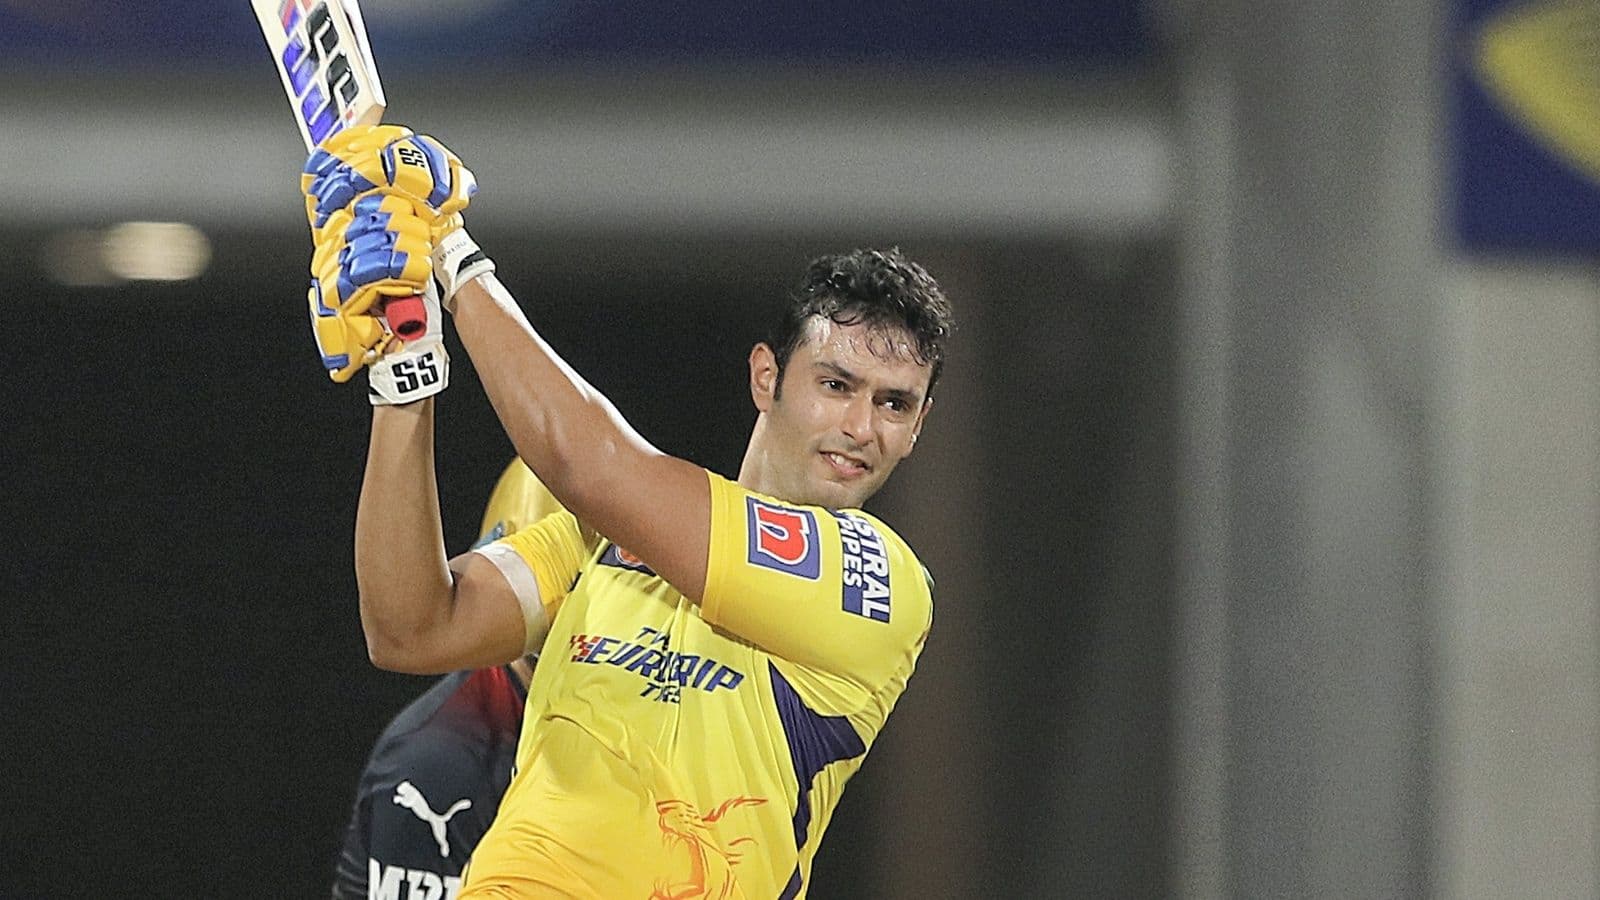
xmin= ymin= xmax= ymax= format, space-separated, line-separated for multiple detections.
xmin=331 ymin=664 xmax=526 ymax=900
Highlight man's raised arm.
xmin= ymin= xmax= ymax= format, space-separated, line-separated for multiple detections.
xmin=442 ymin=269 xmax=713 ymax=601
xmin=302 ymin=126 xmax=542 ymax=673
xmin=304 ymin=123 xmax=712 ymax=607
xmin=355 ymin=401 xmax=530 ymax=673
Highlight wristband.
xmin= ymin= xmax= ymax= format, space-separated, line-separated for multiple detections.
xmin=432 ymin=229 xmax=496 ymax=313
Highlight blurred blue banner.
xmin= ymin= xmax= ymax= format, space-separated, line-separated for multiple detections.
xmin=0 ymin=1 xmax=1150 ymax=68
xmin=1453 ymin=0 xmax=1600 ymax=253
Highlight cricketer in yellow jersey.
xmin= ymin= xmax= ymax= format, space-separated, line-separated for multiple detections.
xmin=303 ymin=125 xmax=953 ymax=899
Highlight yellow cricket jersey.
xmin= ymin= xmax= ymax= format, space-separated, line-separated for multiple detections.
xmin=460 ymin=471 xmax=933 ymax=899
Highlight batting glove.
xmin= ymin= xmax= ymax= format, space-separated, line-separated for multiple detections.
xmin=303 ymin=125 xmax=478 ymax=230
xmin=306 ymin=193 xmax=434 ymax=383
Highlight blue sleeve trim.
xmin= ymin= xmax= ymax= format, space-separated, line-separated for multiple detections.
xmin=768 ymin=662 xmax=866 ymax=896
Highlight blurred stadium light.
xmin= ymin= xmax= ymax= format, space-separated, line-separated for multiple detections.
xmin=101 ymin=222 xmax=211 ymax=282
xmin=42 ymin=222 xmax=210 ymax=287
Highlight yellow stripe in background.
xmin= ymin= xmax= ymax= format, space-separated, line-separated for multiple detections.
xmin=1473 ymin=0 xmax=1600 ymax=181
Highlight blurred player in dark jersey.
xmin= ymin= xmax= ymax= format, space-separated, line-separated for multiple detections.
xmin=331 ymin=460 xmax=561 ymax=900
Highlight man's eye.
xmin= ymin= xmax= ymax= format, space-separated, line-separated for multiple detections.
xmin=823 ymin=379 xmax=846 ymax=391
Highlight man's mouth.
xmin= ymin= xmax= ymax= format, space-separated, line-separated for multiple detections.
xmin=822 ymin=451 xmax=870 ymax=477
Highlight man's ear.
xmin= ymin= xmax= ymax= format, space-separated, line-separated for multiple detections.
xmin=749 ymin=343 xmax=779 ymax=413
xmin=907 ymin=396 xmax=934 ymax=455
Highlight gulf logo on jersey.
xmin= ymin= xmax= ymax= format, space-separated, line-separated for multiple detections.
xmin=835 ymin=513 xmax=891 ymax=622
xmin=471 ymin=520 xmax=507 ymax=549
xmin=600 ymin=543 xmax=656 ymax=575
xmin=746 ymin=497 xmax=821 ymax=580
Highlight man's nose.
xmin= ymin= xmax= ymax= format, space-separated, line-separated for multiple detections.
xmin=840 ymin=394 xmax=876 ymax=443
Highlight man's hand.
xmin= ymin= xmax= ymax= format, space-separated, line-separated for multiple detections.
xmin=301 ymin=124 xmax=501 ymax=383
xmin=367 ymin=279 xmax=449 ymax=406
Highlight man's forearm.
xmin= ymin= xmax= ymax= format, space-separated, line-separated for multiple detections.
xmin=354 ymin=401 xmax=455 ymax=665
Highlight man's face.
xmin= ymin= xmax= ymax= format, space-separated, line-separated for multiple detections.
xmin=749 ymin=317 xmax=933 ymax=510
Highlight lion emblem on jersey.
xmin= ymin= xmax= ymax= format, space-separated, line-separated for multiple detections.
xmin=650 ymin=796 xmax=768 ymax=900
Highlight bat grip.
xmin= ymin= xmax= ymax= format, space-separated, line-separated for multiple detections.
xmin=384 ymin=294 xmax=427 ymax=341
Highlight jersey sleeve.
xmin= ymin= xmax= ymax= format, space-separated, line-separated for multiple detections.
xmin=699 ymin=472 xmax=934 ymax=694
xmin=471 ymin=510 xmax=597 ymax=654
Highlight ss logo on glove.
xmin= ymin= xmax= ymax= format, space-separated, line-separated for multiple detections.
xmin=395 ymin=144 xmax=429 ymax=171
xmin=390 ymin=352 xmax=441 ymax=393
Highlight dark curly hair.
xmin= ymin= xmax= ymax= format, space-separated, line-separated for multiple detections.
xmin=770 ymin=247 xmax=953 ymax=399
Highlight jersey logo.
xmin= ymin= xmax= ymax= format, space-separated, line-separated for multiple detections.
xmin=835 ymin=513 xmax=891 ymax=622
xmin=746 ymin=497 xmax=820 ymax=580
xmin=393 ymin=781 xmax=472 ymax=857
xmin=470 ymin=520 xmax=506 ymax=549
xmin=599 ymin=543 xmax=657 ymax=575
xmin=570 ymin=626 xmax=745 ymax=703
xmin=652 ymin=796 xmax=768 ymax=900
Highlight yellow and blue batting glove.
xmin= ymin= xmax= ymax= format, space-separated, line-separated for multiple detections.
xmin=305 ymin=192 xmax=434 ymax=383
xmin=303 ymin=125 xmax=478 ymax=230
xmin=304 ymin=124 xmax=495 ymax=313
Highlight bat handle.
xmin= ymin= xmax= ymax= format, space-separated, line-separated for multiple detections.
xmin=384 ymin=294 xmax=428 ymax=341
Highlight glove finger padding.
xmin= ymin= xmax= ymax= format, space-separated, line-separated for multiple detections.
xmin=308 ymin=280 xmax=394 ymax=383
xmin=303 ymin=126 xmax=478 ymax=227
xmin=302 ymin=124 xmax=416 ymax=229
xmin=341 ymin=194 xmax=434 ymax=290
xmin=307 ymin=195 xmax=436 ymax=383
xmin=310 ymin=194 xmax=433 ymax=314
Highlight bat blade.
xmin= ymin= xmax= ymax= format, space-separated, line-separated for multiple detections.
xmin=251 ymin=0 xmax=387 ymax=151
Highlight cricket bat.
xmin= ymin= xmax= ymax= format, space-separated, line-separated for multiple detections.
xmin=251 ymin=0 xmax=426 ymax=340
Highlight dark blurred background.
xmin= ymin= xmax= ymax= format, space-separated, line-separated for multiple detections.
xmin=5 ymin=1 xmax=1599 ymax=898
